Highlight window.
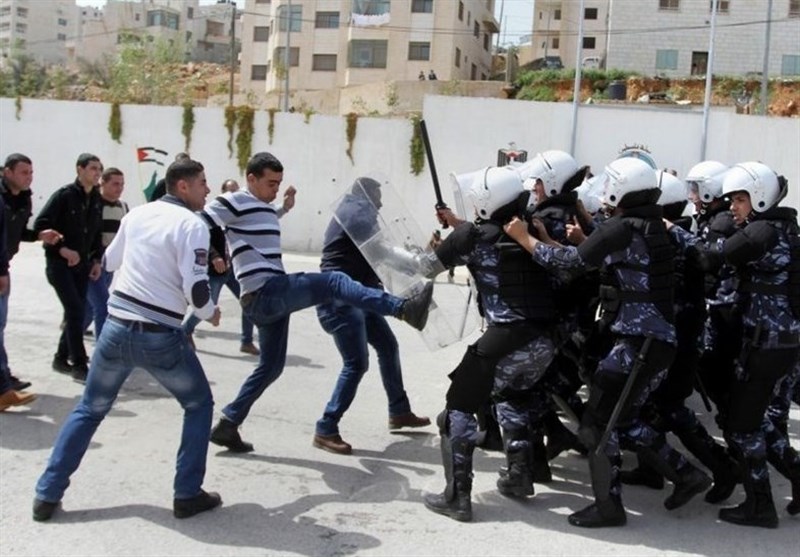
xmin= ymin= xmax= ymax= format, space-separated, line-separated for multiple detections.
xmin=255 ymin=0 xmax=271 ymax=4
xmin=187 ymin=7 xmax=193 ymax=19
xmin=0 ymin=22 xmax=9 ymax=32
xmin=659 ymin=0 xmax=679 ymax=9
xmin=655 ymin=49 xmax=678 ymax=70
xmin=251 ymin=64 xmax=268 ymax=80
xmin=135 ymin=13 xmax=140 ymax=21
xmin=483 ymin=33 xmax=489 ymax=51
xmin=185 ymin=31 xmax=192 ymax=42
xmin=278 ymin=5 xmax=302 ymax=32
xmin=552 ymin=37 xmax=559 ymax=49
xmin=348 ymin=39 xmax=388 ymax=68
xmin=481 ymin=72 xmax=486 ymax=80
xmin=408 ymin=41 xmax=430 ymax=61
xmin=315 ymin=11 xmax=339 ymax=28
xmin=253 ymin=26 xmax=269 ymax=41
xmin=473 ymin=21 xmax=479 ymax=37
xmin=791 ymin=0 xmax=800 ymax=17
xmin=274 ymin=46 xmax=300 ymax=66
xmin=583 ymin=36 xmax=596 ymax=49
xmin=554 ymin=9 xmax=561 ymax=20
xmin=710 ymin=1 xmax=729 ymax=13
xmin=0 ymin=6 xmax=9 ymax=16
xmin=585 ymin=8 xmax=598 ymax=19
xmin=147 ymin=10 xmax=179 ymax=30
xmin=313 ymin=54 xmax=337 ymax=71
xmin=58 ymin=18 xmax=68 ymax=26
xmin=412 ymin=0 xmax=433 ymax=13
xmin=455 ymin=46 xmax=461 ymax=67
xmin=57 ymin=33 xmax=67 ymax=41
xmin=16 ymin=7 xmax=28 ymax=17
xmin=352 ymin=0 xmax=391 ymax=16
xmin=467 ymin=12 xmax=470 ymax=26
xmin=458 ymin=1 xmax=464 ymax=21
xmin=471 ymin=63 xmax=477 ymax=80
xmin=782 ymin=54 xmax=800 ymax=75
xmin=15 ymin=22 xmax=26 ymax=33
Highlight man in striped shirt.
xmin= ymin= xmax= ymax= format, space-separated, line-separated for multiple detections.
xmin=203 ymin=152 xmax=433 ymax=453
xmin=84 ymin=167 xmax=128 ymax=339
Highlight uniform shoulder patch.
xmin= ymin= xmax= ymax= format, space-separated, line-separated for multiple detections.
xmin=194 ymin=248 xmax=208 ymax=267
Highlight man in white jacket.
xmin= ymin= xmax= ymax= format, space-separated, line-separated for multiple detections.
xmin=33 ymin=158 xmax=222 ymax=522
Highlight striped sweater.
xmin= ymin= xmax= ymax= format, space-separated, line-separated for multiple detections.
xmin=201 ymin=190 xmax=288 ymax=295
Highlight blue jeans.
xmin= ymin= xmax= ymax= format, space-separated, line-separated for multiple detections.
xmin=315 ymin=302 xmax=411 ymax=436
xmin=83 ymin=269 xmax=113 ymax=339
xmin=35 ymin=318 xmax=214 ymax=502
xmin=223 ymin=271 xmax=404 ymax=425
xmin=0 ymin=284 xmax=10 ymax=394
xmin=183 ymin=270 xmax=254 ymax=344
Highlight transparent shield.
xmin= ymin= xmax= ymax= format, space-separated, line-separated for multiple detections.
xmin=448 ymin=168 xmax=484 ymax=221
xmin=332 ymin=176 xmax=480 ymax=349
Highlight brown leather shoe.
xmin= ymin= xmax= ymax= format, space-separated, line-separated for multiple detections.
xmin=239 ymin=342 xmax=260 ymax=356
xmin=389 ymin=412 xmax=431 ymax=430
xmin=0 ymin=390 xmax=37 ymax=412
xmin=312 ymin=433 xmax=352 ymax=455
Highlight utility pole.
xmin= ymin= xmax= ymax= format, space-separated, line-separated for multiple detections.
xmin=569 ymin=0 xmax=586 ymax=156
xmin=700 ymin=0 xmax=719 ymax=160
xmin=760 ymin=0 xmax=773 ymax=115
xmin=283 ymin=0 xmax=291 ymax=112
xmin=228 ymin=1 xmax=236 ymax=107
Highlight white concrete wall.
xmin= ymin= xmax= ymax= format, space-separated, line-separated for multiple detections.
xmin=1 ymin=96 xmax=798 ymax=253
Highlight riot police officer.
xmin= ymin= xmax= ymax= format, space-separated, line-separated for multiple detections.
xmin=668 ymin=162 xmax=800 ymax=528
xmin=505 ymin=157 xmax=711 ymax=528
xmin=423 ymin=166 xmax=558 ymax=521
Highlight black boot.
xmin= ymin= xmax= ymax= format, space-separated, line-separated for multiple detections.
xmin=568 ymin=495 xmax=627 ymax=528
xmin=619 ymin=461 xmax=665 ymax=490
xmin=531 ymin=429 xmax=552 ymax=483
xmin=765 ymin=442 xmax=800 ymax=515
xmin=638 ymin=447 xmax=712 ymax=510
xmin=676 ymin=426 xmax=740 ymax=504
xmin=719 ymin=477 xmax=778 ymax=529
xmin=544 ymin=411 xmax=587 ymax=460
xmin=497 ymin=433 xmax=534 ymax=498
xmin=424 ymin=411 xmax=475 ymax=522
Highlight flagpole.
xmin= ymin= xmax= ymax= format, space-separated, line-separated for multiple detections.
xmin=700 ymin=0 xmax=719 ymax=160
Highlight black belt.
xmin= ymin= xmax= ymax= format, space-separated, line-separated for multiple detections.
xmin=743 ymin=326 xmax=800 ymax=346
xmin=109 ymin=315 xmax=173 ymax=333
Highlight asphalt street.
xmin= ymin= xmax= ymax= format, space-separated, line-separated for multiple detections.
xmin=1 ymin=244 xmax=798 ymax=556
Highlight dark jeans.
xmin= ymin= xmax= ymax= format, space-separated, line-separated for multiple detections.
xmin=0 ymin=284 xmax=9 ymax=394
xmin=46 ymin=259 xmax=89 ymax=365
xmin=35 ymin=318 xmax=214 ymax=502
xmin=83 ymin=269 xmax=113 ymax=339
xmin=222 ymin=271 xmax=404 ymax=425
xmin=183 ymin=270 xmax=254 ymax=344
xmin=315 ymin=302 xmax=411 ymax=436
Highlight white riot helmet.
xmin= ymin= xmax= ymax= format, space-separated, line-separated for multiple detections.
xmin=516 ymin=150 xmax=579 ymax=198
xmin=656 ymin=170 xmax=688 ymax=206
xmin=602 ymin=157 xmax=658 ymax=208
xmin=469 ymin=166 xmax=524 ymax=219
xmin=721 ymin=161 xmax=783 ymax=213
xmin=685 ymin=160 xmax=729 ymax=204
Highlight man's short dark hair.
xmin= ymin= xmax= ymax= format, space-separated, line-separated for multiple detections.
xmin=76 ymin=153 xmax=100 ymax=168
xmin=221 ymin=179 xmax=238 ymax=193
xmin=246 ymin=152 xmax=283 ymax=178
xmin=166 ymin=159 xmax=204 ymax=194
xmin=174 ymin=152 xmax=191 ymax=163
xmin=102 ymin=167 xmax=124 ymax=183
xmin=3 ymin=153 xmax=32 ymax=171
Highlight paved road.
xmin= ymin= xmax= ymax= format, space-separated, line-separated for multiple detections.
xmin=1 ymin=244 xmax=797 ymax=556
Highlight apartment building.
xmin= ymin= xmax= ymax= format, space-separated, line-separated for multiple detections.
xmin=73 ymin=0 xmax=239 ymax=66
xmin=531 ymin=0 xmax=800 ymax=77
xmin=0 ymin=0 xmax=80 ymax=65
xmin=239 ymin=0 xmax=499 ymax=95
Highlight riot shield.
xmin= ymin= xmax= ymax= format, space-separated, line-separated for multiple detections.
xmin=332 ymin=176 xmax=480 ymax=349
xmin=448 ymin=168 xmax=484 ymax=221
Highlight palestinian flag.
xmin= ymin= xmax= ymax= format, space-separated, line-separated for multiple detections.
xmin=136 ymin=147 xmax=168 ymax=201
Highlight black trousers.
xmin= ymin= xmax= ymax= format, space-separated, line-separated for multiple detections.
xmin=46 ymin=259 xmax=89 ymax=366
